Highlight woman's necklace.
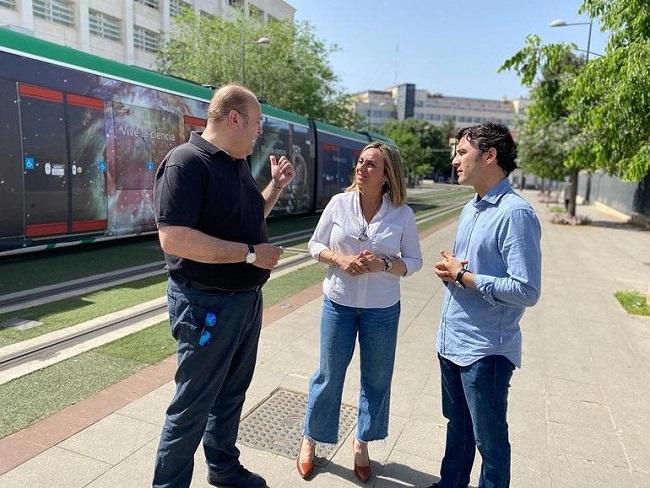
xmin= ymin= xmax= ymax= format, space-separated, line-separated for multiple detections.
xmin=358 ymin=196 xmax=383 ymax=242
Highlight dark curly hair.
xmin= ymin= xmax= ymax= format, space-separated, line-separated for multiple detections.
xmin=456 ymin=122 xmax=517 ymax=176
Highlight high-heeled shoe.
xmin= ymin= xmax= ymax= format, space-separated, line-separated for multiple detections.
xmin=296 ymin=437 xmax=315 ymax=479
xmin=352 ymin=439 xmax=371 ymax=483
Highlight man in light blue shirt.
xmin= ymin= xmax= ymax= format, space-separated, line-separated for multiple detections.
xmin=428 ymin=123 xmax=541 ymax=488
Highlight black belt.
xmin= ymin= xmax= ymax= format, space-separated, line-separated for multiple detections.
xmin=175 ymin=277 xmax=262 ymax=293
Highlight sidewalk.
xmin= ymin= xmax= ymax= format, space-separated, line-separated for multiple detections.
xmin=0 ymin=192 xmax=648 ymax=487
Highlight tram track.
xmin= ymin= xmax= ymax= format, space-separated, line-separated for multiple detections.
xmin=0 ymin=199 xmax=467 ymax=381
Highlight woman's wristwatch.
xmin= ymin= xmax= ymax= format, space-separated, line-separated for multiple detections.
xmin=381 ymin=257 xmax=393 ymax=273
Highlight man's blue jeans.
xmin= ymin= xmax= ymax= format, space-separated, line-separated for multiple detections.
xmin=304 ymin=297 xmax=401 ymax=443
xmin=438 ymin=354 xmax=515 ymax=488
xmin=152 ymin=279 xmax=263 ymax=488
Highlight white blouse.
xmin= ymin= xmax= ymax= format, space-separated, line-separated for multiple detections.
xmin=308 ymin=191 xmax=423 ymax=308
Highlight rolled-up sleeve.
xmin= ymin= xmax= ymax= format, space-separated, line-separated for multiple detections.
xmin=400 ymin=207 xmax=423 ymax=276
xmin=474 ymin=209 xmax=541 ymax=307
xmin=307 ymin=196 xmax=337 ymax=261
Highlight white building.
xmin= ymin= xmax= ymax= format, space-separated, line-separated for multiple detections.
xmin=353 ymin=83 xmax=528 ymax=131
xmin=0 ymin=0 xmax=294 ymax=69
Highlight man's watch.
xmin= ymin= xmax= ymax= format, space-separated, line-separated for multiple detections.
xmin=455 ymin=268 xmax=469 ymax=288
xmin=245 ymin=244 xmax=256 ymax=264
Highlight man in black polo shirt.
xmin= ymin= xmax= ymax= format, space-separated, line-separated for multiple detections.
xmin=152 ymin=84 xmax=295 ymax=488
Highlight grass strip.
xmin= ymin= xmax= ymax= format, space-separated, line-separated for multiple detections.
xmin=0 ymin=275 xmax=168 ymax=348
xmin=0 ymin=237 xmax=164 ymax=295
xmin=615 ymin=291 xmax=650 ymax=316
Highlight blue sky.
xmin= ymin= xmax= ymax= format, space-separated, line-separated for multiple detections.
xmin=288 ymin=0 xmax=608 ymax=100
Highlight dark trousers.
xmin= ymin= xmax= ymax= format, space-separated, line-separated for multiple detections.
xmin=152 ymin=279 xmax=263 ymax=488
xmin=438 ymin=354 xmax=514 ymax=488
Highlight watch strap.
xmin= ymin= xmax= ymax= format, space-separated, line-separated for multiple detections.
xmin=455 ymin=268 xmax=469 ymax=288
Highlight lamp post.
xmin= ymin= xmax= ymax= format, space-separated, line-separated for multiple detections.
xmin=550 ymin=18 xmax=594 ymax=218
xmin=241 ymin=32 xmax=270 ymax=86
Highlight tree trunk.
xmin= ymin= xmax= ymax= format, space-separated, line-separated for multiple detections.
xmin=568 ymin=168 xmax=579 ymax=218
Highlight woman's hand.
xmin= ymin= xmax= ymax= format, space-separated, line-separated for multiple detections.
xmin=333 ymin=253 xmax=368 ymax=275
xmin=358 ymin=250 xmax=385 ymax=273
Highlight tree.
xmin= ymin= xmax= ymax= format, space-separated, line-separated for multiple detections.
xmin=157 ymin=11 xmax=361 ymax=129
xmin=381 ymin=119 xmax=450 ymax=185
xmin=569 ymin=0 xmax=650 ymax=181
xmin=500 ymin=35 xmax=587 ymax=217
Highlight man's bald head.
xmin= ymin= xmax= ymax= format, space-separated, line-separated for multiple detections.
xmin=207 ymin=84 xmax=258 ymax=122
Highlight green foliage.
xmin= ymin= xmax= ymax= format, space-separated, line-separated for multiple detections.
xmin=500 ymin=35 xmax=586 ymax=179
xmin=380 ymin=119 xmax=450 ymax=184
xmin=515 ymin=118 xmax=575 ymax=180
xmin=569 ymin=0 xmax=650 ymax=180
xmin=157 ymin=11 xmax=361 ymax=128
xmin=615 ymin=290 xmax=650 ymax=316
xmin=501 ymin=2 xmax=650 ymax=182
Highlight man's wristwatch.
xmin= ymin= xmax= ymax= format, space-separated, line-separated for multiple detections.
xmin=245 ymin=244 xmax=257 ymax=264
xmin=455 ymin=268 xmax=469 ymax=288
xmin=382 ymin=257 xmax=393 ymax=273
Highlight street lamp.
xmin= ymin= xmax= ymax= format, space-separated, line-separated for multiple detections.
xmin=550 ymin=17 xmax=594 ymax=217
xmin=241 ymin=34 xmax=270 ymax=86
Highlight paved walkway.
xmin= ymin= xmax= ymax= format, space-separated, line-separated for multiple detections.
xmin=0 ymin=192 xmax=648 ymax=487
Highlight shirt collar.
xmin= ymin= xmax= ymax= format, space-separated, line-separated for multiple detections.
xmin=190 ymin=131 xmax=241 ymax=162
xmin=472 ymin=178 xmax=511 ymax=207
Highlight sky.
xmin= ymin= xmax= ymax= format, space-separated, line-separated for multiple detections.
xmin=288 ymin=0 xmax=609 ymax=100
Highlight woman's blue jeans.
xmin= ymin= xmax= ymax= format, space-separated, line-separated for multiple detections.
xmin=438 ymin=354 xmax=515 ymax=488
xmin=304 ymin=297 xmax=401 ymax=443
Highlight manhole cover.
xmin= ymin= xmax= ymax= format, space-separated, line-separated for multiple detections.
xmin=238 ymin=388 xmax=357 ymax=463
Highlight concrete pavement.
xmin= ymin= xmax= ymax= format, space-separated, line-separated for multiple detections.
xmin=0 ymin=192 xmax=648 ymax=488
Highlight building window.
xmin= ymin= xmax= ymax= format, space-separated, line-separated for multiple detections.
xmin=134 ymin=26 xmax=160 ymax=53
xmin=170 ymin=0 xmax=191 ymax=17
xmin=135 ymin=0 xmax=159 ymax=9
xmin=0 ymin=0 xmax=17 ymax=10
xmin=89 ymin=9 xmax=122 ymax=42
xmin=33 ymin=0 xmax=75 ymax=27
xmin=227 ymin=0 xmax=243 ymax=7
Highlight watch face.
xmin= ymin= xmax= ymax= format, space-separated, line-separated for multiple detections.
xmin=246 ymin=252 xmax=256 ymax=264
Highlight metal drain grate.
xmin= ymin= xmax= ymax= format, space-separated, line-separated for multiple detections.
xmin=238 ymin=388 xmax=357 ymax=463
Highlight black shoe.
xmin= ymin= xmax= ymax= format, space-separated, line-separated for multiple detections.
xmin=425 ymin=483 xmax=439 ymax=488
xmin=207 ymin=465 xmax=267 ymax=488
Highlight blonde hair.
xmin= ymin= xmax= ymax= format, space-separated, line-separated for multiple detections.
xmin=346 ymin=142 xmax=407 ymax=206
xmin=207 ymin=84 xmax=257 ymax=122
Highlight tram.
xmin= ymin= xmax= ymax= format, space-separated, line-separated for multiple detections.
xmin=0 ymin=27 xmax=391 ymax=255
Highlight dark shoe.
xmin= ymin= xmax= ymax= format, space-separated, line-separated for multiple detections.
xmin=207 ymin=465 xmax=267 ymax=488
xmin=296 ymin=437 xmax=315 ymax=479
xmin=352 ymin=439 xmax=371 ymax=483
xmin=424 ymin=483 xmax=439 ymax=488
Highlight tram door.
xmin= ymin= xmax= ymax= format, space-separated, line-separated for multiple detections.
xmin=18 ymin=84 xmax=107 ymax=238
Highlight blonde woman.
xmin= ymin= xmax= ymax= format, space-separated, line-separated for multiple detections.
xmin=297 ymin=142 xmax=423 ymax=482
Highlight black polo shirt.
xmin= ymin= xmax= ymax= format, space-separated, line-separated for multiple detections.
xmin=153 ymin=132 xmax=270 ymax=290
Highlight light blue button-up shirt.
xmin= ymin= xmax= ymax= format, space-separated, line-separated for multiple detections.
xmin=437 ymin=178 xmax=541 ymax=368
